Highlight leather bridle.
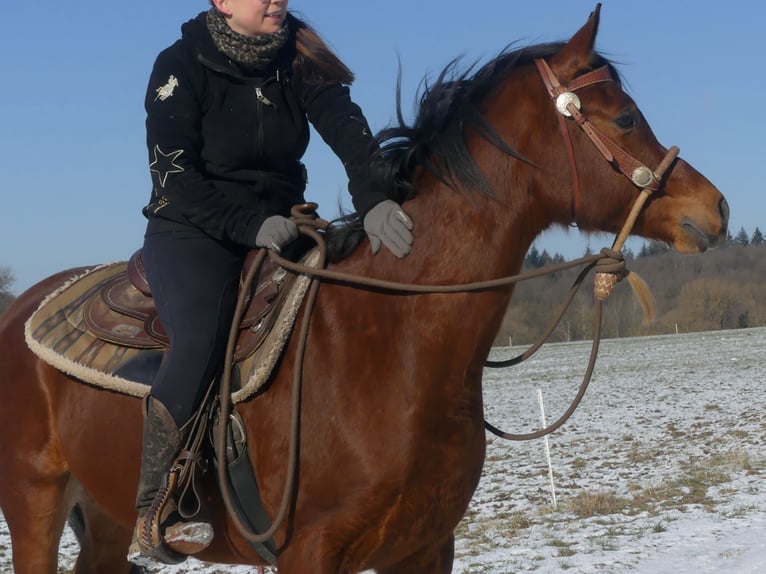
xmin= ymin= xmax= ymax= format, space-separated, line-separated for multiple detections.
xmin=534 ymin=58 xmax=679 ymax=230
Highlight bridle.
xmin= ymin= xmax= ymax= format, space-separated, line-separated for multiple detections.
xmin=534 ymin=57 xmax=679 ymax=240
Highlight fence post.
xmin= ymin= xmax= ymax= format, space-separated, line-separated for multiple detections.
xmin=537 ymin=388 xmax=557 ymax=508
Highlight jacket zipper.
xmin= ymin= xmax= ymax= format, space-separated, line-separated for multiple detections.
xmin=255 ymin=86 xmax=275 ymax=108
xmin=255 ymin=84 xmax=278 ymax=153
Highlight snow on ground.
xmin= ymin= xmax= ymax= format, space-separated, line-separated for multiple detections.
xmin=454 ymin=327 xmax=766 ymax=573
xmin=1 ymin=328 xmax=764 ymax=573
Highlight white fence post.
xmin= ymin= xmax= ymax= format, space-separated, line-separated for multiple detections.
xmin=537 ymin=388 xmax=557 ymax=508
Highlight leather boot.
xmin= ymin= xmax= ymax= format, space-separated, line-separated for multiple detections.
xmin=127 ymin=396 xmax=213 ymax=566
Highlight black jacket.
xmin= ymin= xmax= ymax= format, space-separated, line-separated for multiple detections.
xmin=143 ymin=12 xmax=388 ymax=246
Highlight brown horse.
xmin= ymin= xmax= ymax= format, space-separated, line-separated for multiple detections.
xmin=0 ymin=7 xmax=728 ymax=574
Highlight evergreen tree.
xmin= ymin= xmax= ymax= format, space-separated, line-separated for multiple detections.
xmin=524 ymin=246 xmax=542 ymax=268
xmin=0 ymin=267 xmax=15 ymax=315
xmin=752 ymin=227 xmax=764 ymax=245
xmin=640 ymin=240 xmax=670 ymax=257
xmin=735 ymin=226 xmax=750 ymax=246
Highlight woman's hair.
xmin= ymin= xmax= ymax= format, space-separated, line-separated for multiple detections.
xmin=288 ymin=13 xmax=354 ymax=86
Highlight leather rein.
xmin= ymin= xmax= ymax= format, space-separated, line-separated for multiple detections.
xmin=212 ymin=58 xmax=681 ymax=545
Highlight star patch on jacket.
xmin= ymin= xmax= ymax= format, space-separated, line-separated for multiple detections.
xmin=155 ymin=75 xmax=179 ymax=101
xmin=149 ymin=145 xmax=184 ymax=188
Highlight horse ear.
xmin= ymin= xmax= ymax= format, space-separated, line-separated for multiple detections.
xmin=550 ymin=3 xmax=602 ymax=84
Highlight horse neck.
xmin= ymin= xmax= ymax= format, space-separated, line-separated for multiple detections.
xmin=400 ymin=69 xmax=570 ymax=284
xmin=341 ymin=67 xmax=566 ymax=388
xmin=402 ymin=167 xmax=547 ymax=283
xmin=360 ymin=174 xmax=542 ymax=375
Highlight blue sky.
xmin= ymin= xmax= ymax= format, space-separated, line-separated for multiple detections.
xmin=1 ymin=1 xmax=763 ymax=295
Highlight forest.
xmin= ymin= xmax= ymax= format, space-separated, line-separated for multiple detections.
xmin=497 ymin=227 xmax=766 ymax=345
xmin=2 ymin=227 xmax=764 ymax=346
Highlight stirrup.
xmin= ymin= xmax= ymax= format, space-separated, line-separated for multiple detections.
xmin=165 ymin=519 xmax=214 ymax=554
xmin=129 ymin=519 xmax=187 ymax=566
xmin=134 ymin=467 xmax=187 ymax=564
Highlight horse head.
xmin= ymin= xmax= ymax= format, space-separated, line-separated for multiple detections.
xmin=538 ymin=4 xmax=729 ymax=253
xmin=370 ymin=4 xmax=729 ymax=285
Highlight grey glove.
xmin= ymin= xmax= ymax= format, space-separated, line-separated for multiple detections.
xmin=255 ymin=215 xmax=299 ymax=254
xmin=363 ymin=199 xmax=414 ymax=258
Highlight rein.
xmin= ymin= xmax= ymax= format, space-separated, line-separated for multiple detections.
xmin=212 ymin=59 xmax=681 ymax=545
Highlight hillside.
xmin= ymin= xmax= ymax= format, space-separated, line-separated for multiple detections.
xmin=496 ymin=242 xmax=766 ymax=345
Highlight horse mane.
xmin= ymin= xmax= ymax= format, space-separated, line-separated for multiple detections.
xmin=326 ymin=41 xmax=621 ymax=261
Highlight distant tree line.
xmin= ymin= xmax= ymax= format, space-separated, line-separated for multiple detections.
xmin=498 ymin=230 xmax=766 ymax=345
xmin=0 ymin=267 xmax=14 ymax=316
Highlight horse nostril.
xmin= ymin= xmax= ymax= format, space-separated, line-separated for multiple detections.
xmin=718 ymin=197 xmax=730 ymax=229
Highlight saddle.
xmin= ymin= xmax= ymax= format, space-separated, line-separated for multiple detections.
xmin=82 ymin=248 xmax=296 ymax=362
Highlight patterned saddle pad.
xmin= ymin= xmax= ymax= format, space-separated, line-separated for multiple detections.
xmin=24 ymin=250 xmax=320 ymax=403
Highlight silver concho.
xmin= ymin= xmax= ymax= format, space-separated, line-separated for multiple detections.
xmin=631 ymin=165 xmax=655 ymax=188
xmin=555 ymin=92 xmax=581 ymax=117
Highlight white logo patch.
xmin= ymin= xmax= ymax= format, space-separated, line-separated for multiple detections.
xmin=155 ymin=75 xmax=179 ymax=101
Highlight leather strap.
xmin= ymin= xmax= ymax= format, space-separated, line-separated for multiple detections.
xmin=535 ymin=58 xmax=666 ymax=224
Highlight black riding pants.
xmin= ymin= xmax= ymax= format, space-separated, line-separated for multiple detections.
xmin=142 ymin=230 xmax=245 ymax=426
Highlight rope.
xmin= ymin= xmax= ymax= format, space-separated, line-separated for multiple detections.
xmin=215 ymin=216 xmax=329 ymax=546
xmin=485 ymin=300 xmax=604 ymax=440
xmin=209 ymin=209 xmax=637 ymax=546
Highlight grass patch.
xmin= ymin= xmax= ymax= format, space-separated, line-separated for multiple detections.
xmin=454 ymin=509 xmax=533 ymax=552
xmin=548 ymin=538 xmax=577 ymax=557
xmin=631 ymin=456 xmax=736 ymax=512
xmin=506 ymin=511 xmax=532 ymax=534
xmin=651 ymin=521 xmax=667 ymax=533
xmin=709 ymin=449 xmax=752 ymax=472
xmin=571 ymin=457 xmax=588 ymax=470
xmin=666 ymin=422 xmax=686 ymax=439
xmin=569 ymin=450 xmax=748 ymax=520
xmin=569 ymin=491 xmax=629 ymax=518
xmin=625 ymin=443 xmax=663 ymax=465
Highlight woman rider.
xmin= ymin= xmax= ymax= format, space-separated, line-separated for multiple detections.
xmin=130 ymin=0 xmax=414 ymax=565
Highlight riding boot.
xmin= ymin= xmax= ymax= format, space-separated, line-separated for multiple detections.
xmin=127 ymin=395 xmax=213 ymax=566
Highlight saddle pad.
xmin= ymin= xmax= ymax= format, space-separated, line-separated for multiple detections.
xmin=24 ymin=250 xmax=321 ymax=403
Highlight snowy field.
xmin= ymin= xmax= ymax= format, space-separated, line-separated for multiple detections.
xmin=1 ymin=327 xmax=764 ymax=573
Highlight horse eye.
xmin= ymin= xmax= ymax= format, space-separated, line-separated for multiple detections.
xmin=614 ymin=112 xmax=638 ymax=131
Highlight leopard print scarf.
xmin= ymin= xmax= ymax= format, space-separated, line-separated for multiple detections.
xmin=206 ymin=8 xmax=289 ymax=70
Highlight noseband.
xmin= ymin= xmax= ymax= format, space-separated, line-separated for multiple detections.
xmin=535 ymin=57 xmax=679 ymax=247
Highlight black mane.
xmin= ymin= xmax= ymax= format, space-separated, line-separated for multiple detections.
xmin=326 ymin=41 xmax=620 ymax=260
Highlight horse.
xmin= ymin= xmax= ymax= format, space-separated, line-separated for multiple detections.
xmin=0 ymin=6 xmax=728 ymax=573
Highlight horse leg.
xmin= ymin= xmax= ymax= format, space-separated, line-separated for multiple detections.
xmin=0 ymin=473 xmax=71 ymax=574
xmin=0 ymin=389 xmax=72 ymax=572
xmin=69 ymin=496 xmax=138 ymax=574
xmin=0 ymin=288 xmax=78 ymax=573
xmin=376 ymin=534 xmax=455 ymax=574
xmin=274 ymin=532 xmax=454 ymax=574
xmin=271 ymin=530 xmax=355 ymax=574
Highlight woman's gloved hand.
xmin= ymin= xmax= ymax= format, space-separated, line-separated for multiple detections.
xmin=363 ymin=200 xmax=414 ymax=258
xmin=255 ymin=215 xmax=299 ymax=254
